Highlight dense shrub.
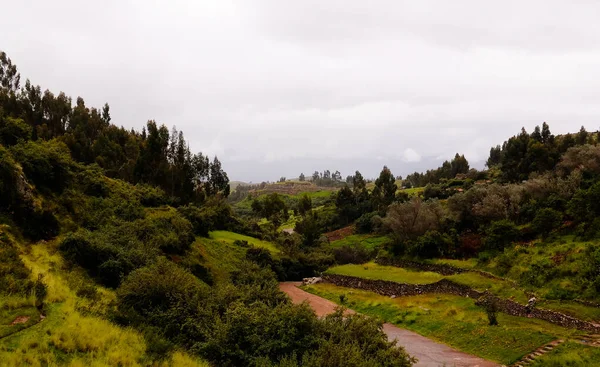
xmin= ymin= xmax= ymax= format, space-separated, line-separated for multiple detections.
xmin=409 ymin=230 xmax=454 ymax=259
xmin=0 ymin=230 xmax=34 ymax=295
xmin=10 ymin=139 xmax=74 ymax=193
xmin=177 ymin=204 xmax=211 ymax=237
xmin=531 ymin=208 xmax=563 ymax=237
xmin=485 ymin=220 xmax=520 ymax=251
xmin=0 ymin=116 xmax=31 ymax=146
xmin=332 ymin=245 xmax=373 ymax=265
xmin=355 ymin=212 xmax=378 ymax=234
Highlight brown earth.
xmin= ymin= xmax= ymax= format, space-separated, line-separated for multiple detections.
xmin=10 ymin=316 xmax=30 ymax=325
xmin=324 ymin=225 xmax=355 ymax=242
xmin=279 ymin=282 xmax=499 ymax=367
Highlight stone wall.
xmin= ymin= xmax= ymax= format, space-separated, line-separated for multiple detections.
xmin=322 ymin=274 xmax=600 ymax=333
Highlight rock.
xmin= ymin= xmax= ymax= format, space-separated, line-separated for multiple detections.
xmin=301 ymin=277 xmax=322 ymax=286
xmin=390 ymin=295 xmax=396 ymax=299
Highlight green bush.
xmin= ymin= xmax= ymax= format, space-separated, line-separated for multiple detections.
xmin=355 ymin=212 xmax=378 ymax=234
xmin=10 ymin=139 xmax=74 ymax=193
xmin=531 ymin=208 xmax=562 ymax=237
xmin=0 ymin=116 xmax=31 ymax=146
xmin=0 ymin=231 xmax=34 ymax=295
xmin=410 ymin=230 xmax=454 ymax=259
xmin=177 ymin=204 xmax=211 ymax=237
xmin=485 ymin=220 xmax=520 ymax=251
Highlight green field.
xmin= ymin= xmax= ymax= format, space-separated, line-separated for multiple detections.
xmin=325 ymin=262 xmax=600 ymax=321
xmin=303 ymin=283 xmax=578 ymax=365
xmin=209 ymin=230 xmax=280 ymax=253
xmin=330 ymin=234 xmax=391 ymax=250
xmin=326 ymin=262 xmax=443 ymax=284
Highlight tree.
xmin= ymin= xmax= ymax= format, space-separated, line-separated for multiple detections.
xmin=450 ymin=153 xmax=469 ymax=177
xmin=294 ymin=213 xmax=321 ymax=247
xmin=373 ymin=166 xmax=397 ymax=210
xmin=476 ymin=292 xmax=499 ymax=326
xmin=208 ymin=156 xmax=230 ymax=196
xmin=531 ymin=208 xmax=562 ymax=237
xmin=485 ymin=220 xmax=519 ymax=251
xmin=298 ymin=193 xmax=312 ymax=216
xmin=352 ymin=171 xmax=368 ymax=199
xmin=0 ymin=51 xmax=20 ymax=93
xmin=335 ymin=185 xmax=356 ymax=224
xmin=541 ymin=122 xmax=553 ymax=144
xmin=299 ymin=173 xmax=305 ymax=181
xmin=577 ymin=126 xmax=589 ymax=145
xmin=0 ymin=116 xmax=31 ymax=146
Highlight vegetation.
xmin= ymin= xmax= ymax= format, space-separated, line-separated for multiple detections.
xmin=303 ymin=283 xmax=577 ymax=365
xmin=2 ymin=47 xmax=600 ymax=366
xmin=0 ymin=50 xmax=416 ymax=366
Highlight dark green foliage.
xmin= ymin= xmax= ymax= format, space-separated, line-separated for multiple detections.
xmin=298 ymin=193 xmax=312 ymax=216
xmin=0 ymin=231 xmax=33 ymax=295
xmin=0 ymin=116 xmax=31 ymax=146
xmin=20 ymin=207 xmax=60 ymax=241
xmin=177 ymin=204 xmax=211 ymax=237
xmin=335 ymin=185 xmax=357 ymax=224
xmin=372 ymin=166 xmax=397 ymax=210
xmin=531 ymin=208 xmax=562 ymax=237
xmin=116 ymin=259 xmax=211 ymax=346
xmin=568 ymin=181 xmax=600 ymax=224
xmin=332 ymin=245 xmax=373 ymax=265
xmin=10 ymin=139 xmax=73 ymax=193
xmin=34 ymin=274 xmax=48 ymax=310
xmin=60 ymin=210 xmax=194 ymax=287
xmin=405 ymin=153 xmax=470 ymax=188
xmin=485 ymin=220 xmax=520 ymax=251
xmin=409 ymin=230 xmax=454 ymax=259
xmin=295 ymin=213 xmax=321 ymax=247
xmin=355 ymin=212 xmax=378 ymax=234
xmin=476 ymin=293 xmax=499 ymax=326
xmin=298 ymin=310 xmax=416 ymax=367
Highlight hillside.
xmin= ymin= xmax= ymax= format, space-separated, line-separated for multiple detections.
xmin=0 ymin=51 xmax=414 ymax=367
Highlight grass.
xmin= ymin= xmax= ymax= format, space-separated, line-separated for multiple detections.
xmin=429 ymin=258 xmax=478 ymax=269
xmin=303 ymin=283 xmax=578 ymax=365
xmin=326 ymin=262 xmax=525 ymax=302
xmin=326 ymin=262 xmax=444 ymax=284
xmin=330 ymin=234 xmax=391 ymax=250
xmin=192 ymin=237 xmax=246 ymax=282
xmin=529 ymin=341 xmax=600 ymax=366
xmin=0 ymin=238 xmax=209 ymax=366
xmin=209 ymin=230 xmax=280 ymax=254
xmin=399 ymin=187 xmax=424 ymax=196
xmin=326 ymin=262 xmax=600 ymax=321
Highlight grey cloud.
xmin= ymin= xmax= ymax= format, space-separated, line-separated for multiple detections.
xmin=3 ymin=1 xmax=600 ymax=182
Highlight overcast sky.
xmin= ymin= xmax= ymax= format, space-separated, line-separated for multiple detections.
xmin=4 ymin=1 xmax=600 ymax=182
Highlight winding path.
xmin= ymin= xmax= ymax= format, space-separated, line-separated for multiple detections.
xmin=280 ymin=282 xmax=499 ymax=367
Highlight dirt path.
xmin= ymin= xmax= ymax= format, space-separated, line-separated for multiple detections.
xmin=280 ymin=282 xmax=499 ymax=367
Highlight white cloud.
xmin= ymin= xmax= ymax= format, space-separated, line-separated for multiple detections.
xmin=401 ymin=148 xmax=422 ymax=163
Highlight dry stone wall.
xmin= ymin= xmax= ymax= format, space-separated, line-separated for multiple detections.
xmin=322 ymin=274 xmax=600 ymax=333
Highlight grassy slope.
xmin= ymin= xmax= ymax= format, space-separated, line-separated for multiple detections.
xmin=0 ymin=240 xmax=208 ymax=367
xmin=326 ymin=262 xmax=600 ymax=321
xmin=209 ymin=230 xmax=279 ymax=253
xmin=329 ymin=234 xmax=391 ymax=250
xmin=303 ymin=283 xmax=578 ymax=365
xmin=191 ymin=231 xmax=279 ymax=282
xmin=529 ymin=341 xmax=600 ymax=366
